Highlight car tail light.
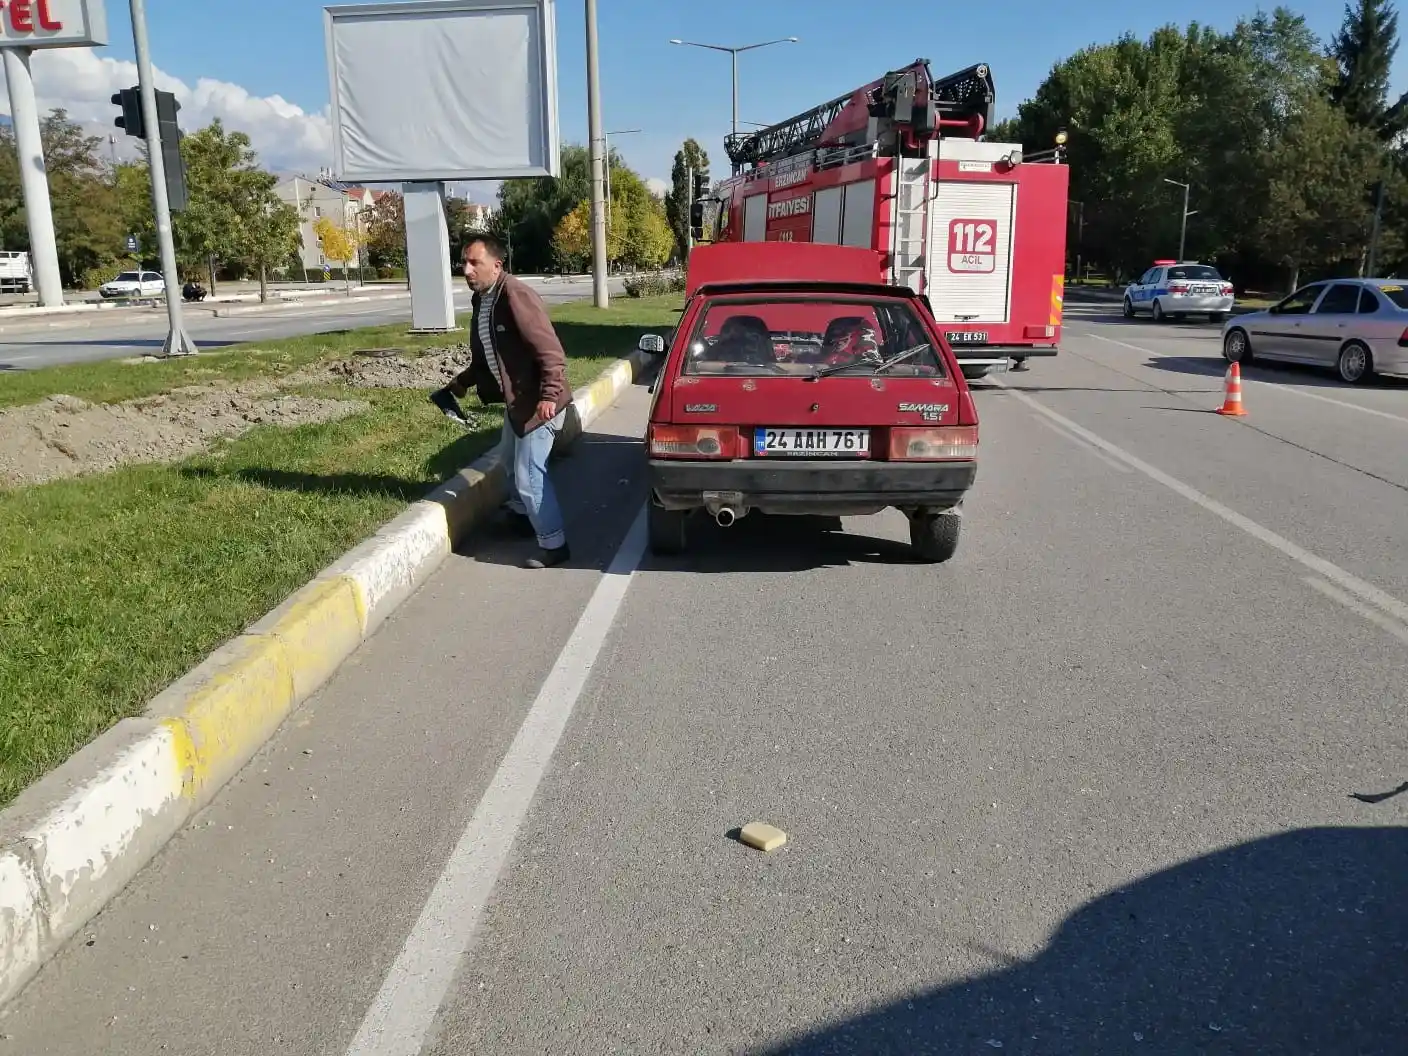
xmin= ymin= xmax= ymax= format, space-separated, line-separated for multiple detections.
xmin=648 ymin=423 xmax=738 ymax=459
xmin=1169 ymin=282 xmax=1190 ymax=295
xmin=1220 ymin=283 xmax=1234 ymax=296
xmin=888 ymin=426 xmax=978 ymax=461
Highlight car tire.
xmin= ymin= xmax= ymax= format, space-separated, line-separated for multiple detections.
xmin=1336 ymin=341 xmax=1373 ymax=384
xmin=1152 ymin=300 xmax=1166 ymax=323
xmin=1122 ymin=297 xmax=1135 ymax=319
xmin=1223 ymin=327 xmax=1252 ymax=365
xmin=647 ymin=502 xmax=688 ymax=555
xmin=909 ymin=509 xmax=961 ymax=564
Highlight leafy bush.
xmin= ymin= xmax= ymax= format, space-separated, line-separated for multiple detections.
xmin=80 ymin=263 xmax=128 ymax=291
xmin=623 ymin=269 xmax=686 ymax=298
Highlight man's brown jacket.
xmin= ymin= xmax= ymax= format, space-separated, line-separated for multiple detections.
xmin=451 ymin=274 xmax=571 ymax=435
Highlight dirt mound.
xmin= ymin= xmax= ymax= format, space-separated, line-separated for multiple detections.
xmin=300 ymin=345 xmax=471 ymax=390
xmin=0 ymin=390 xmax=369 ymax=488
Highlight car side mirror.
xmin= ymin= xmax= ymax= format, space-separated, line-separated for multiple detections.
xmin=638 ymin=333 xmax=667 ymax=355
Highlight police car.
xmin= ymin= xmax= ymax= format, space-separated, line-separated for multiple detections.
xmin=1122 ymin=260 xmax=1235 ymax=323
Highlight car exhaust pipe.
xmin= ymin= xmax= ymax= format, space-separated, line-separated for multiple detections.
xmin=715 ymin=506 xmax=738 ymax=527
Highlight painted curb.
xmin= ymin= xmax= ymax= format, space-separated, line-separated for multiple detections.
xmin=0 ymin=345 xmax=655 ymax=1007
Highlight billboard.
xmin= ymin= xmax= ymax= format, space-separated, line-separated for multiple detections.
xmin=0 ymin=0 xmax=107 ymax=49
xmin=324 ymin=0 xmax=560 ymax=183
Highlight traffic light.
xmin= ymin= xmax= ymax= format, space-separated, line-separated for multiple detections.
xmin=155 ymin=90 xmax=188 ymax=212
xmin=111 ymin=87 xmax=144 ymax=139
xmin=692 ymin=171 xmax=709 ymax=199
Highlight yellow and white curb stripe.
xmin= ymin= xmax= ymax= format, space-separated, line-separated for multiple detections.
xmin=0 ymin=346 xmax=654 ymax=1007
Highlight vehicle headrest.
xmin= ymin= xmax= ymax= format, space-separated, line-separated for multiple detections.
xmin=823 ymin=316 xmax=869 ymax=344
xmin=719 ymin=314 xmax=769 ymax=339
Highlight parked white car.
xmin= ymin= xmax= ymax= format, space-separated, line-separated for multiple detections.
xmin=98 ymin=271 xmax=166 ymax=299
xmin=1222 ymin=277 xmax=1408 ymax=383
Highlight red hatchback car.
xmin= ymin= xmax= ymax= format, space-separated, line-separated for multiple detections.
xmin=637 ymin=242 xmax=980 ymax=562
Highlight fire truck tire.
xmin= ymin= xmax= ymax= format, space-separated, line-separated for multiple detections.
xmin=1151 ymin=300 xmax=1167 ymax=323
xmin=1122 ymin=297 xmax=1135 ymax=318
xmin=909 ymin=508 xmax=961 ymax=564
xmin=647 ymin=501 xmax=688 ymax=555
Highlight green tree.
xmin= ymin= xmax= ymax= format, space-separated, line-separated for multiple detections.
xmin=664 ymin=138 xmax=709 ymax=259
xmin=551 ymin=199 xmax=591 ymax=270
xmin=1330 ymin=0 xmax=1406 ymax=138
xmin=365 ymin=191 xmax=406 ymax=269
xmin=494 ymin=143 xmax=593 ymax=272
xmin=240 ymin=196 xmax=302 ymax=302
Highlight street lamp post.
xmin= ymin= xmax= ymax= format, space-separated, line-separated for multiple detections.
xmin=585 ymin=0 xmax=609 ymax=307
xmin=1163 ymin=179 xmax=1197 ymax=262
xmin=1069 ymin=200 xmax=1084 ymax=282
xmin=668 ymin=37 xmax=799 ymax=139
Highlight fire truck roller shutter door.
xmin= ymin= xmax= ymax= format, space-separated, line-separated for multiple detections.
xmin=743 ymin=194 xmax=768 ymax=242
xmin=927 ymin=181 xmax=1016 ymax=323
xmin=813 ymin=186 xmax=843 ymax=244
xmin=841 ymin=179 xmax=876 ymax=248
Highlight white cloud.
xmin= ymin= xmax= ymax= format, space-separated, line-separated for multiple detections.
xmin=0 ymin=47 xmax=331 ymax=175
xmin=646 ymin=176 xmax=669 ymax=198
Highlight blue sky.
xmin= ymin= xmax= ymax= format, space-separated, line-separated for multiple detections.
xmin=44 ymin=0 xmax=1404 ymax=195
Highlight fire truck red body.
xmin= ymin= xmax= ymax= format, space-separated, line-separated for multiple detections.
xmin=694 ymin=60 xmax=1069 ymax=378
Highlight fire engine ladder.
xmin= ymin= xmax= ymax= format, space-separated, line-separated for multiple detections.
xmin=891 ymin=141 xmax=934 ymax=292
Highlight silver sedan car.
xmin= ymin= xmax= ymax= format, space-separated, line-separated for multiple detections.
xmin=1222 ymin=278 xmax=1408 ymax=384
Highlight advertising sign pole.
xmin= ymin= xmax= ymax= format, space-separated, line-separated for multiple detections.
xmin=129 ymin=0 xmax=196 ymax=355
xmin=2 ymin=47 xmax=63 ymax=305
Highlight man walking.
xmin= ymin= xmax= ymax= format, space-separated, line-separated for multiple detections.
xmin=430 ymin=234 xmax=573 ymax=569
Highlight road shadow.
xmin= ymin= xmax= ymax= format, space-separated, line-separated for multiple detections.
xmin=1145 ymin=354 xmax=1408 ymax=392
xmin=642 ymin=511 xmax=918 ymax=574
xmin=758 ymin=826 xmax=1408 ymax=1055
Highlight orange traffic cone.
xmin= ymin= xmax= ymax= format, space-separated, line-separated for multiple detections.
xmin=1216 ymin=362 xmax=1248 ymax=416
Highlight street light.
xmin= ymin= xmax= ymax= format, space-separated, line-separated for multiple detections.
xmin=668 ymin=36 xmax=799 ymax=138
xmin=1069 ymin=200 xmax=1085 ymax=282
xmin=604 ymin=128 xmax=642 ymax=229
xmin=1163 ymin=178 xmax=1198 ymax=262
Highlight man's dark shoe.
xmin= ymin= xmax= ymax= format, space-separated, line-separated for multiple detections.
xmin=429 ymin=386 xmax=471 ymax=426
xmin=523 ymin=545 xmax=570 ymax=569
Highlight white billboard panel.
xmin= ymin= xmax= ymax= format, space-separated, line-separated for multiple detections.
xmin=324 ymin=0 xmax=559 ymax=183
xmin=0 ymin=0 xmax=108 ymax=49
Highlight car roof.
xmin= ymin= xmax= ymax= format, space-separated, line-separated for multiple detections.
xmin=685 ymin=242 xmax=886 ymax=297
xmin=691 ymin=280 xmax=921 ymax=301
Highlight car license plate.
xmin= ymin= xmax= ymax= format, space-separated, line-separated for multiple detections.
xmin=1191 ymin=285 xmax=1214 ymax=295
xmin=946 ymin=331 xmax=987 ymax=344
xmin=754 ymin=427 xmax=870 ymax=456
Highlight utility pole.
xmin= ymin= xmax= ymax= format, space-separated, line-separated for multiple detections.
xmin=1366 ymin=179 xmax=1386 ymax=277
xmin=585 ymin=0 xmax=609 ymax=308
xmin=130 ymin=0 xmax=197 ymax=356
xmin=1164 ymin=178 xmax=1196 ymax=263
xmin=3 ymin=48 xmax=63 ymax=306
xmin=1069 ymin=200 xmax=1084 ymax=282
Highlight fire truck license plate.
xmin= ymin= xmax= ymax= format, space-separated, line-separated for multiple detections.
xmin=946 ymin=331 xmax=988 ymax=344
xmin=754 ymin=428 xmax=870 ymax=456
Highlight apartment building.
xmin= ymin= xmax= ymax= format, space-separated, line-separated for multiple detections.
xmin=273 ymin=176 xmax=375 ymax=272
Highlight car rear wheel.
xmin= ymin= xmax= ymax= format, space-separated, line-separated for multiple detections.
xmin=1223 ymin=327 xmax=1252 ymax=365
xmin=1336 ymin=341 xmax=1373 ymax=384
xmin=647 ymin=502 xmax=688 ymax=555
xmin=1152 ymin=300 xmax=1166 ymax=323
xmin=1122 ymin=297 xmax=1135 ymax=319
xmin=909 ymin=509 xmax=961 ymax=564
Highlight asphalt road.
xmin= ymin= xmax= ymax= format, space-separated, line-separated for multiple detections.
xmin=2 ymin=304 xmax=1406 ymax=1054
xmin=0 ymin=276 xmax=620 ymax=371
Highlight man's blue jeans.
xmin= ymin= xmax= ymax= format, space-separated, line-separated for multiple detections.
xmin=496 ymin=408 xmax=568 ymax=550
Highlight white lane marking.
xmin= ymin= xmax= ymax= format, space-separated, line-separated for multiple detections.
xmin=1303 ymin=576 xmax=1408 ymax=647
xmin=990 ymin=377 xmax=1408 ymax=627
xmin=344 ymin=507 xmax=647 ymax=1056
xmin=1081 ymin=331 xmax=1408 ymax=427
xmin=1029 ymin=412 xmax=1131 ymax=473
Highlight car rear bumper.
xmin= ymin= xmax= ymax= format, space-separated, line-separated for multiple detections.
xmin=1161 ymin=294 xmax=1234 ymax=313
xmin=648 ymin=457 xmax=976 ymax=515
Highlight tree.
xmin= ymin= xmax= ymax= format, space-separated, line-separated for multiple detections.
xmin=365 ymin=191 xmax=406 ymax=270
xmin=1330 ymin=0 xmax=1406 ymax=138
xmin=313 ymin=214 xmax=361 ymax=294
xmin=664 ymin=138 xmax=709 ymax=259
xmin=551 ymin=199 xmax=591 ymax=270
xmin=240 ymin=196 xmax=302 ymax=302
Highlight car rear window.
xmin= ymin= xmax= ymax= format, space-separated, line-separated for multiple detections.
xmin=1376 ymin=283 xmax=1408 ymax=309
xmin=114 ymin=272 xmax=140 ymax=281
xmin=682 ymin=296 xmax=946 ymax=378
xmin=1166 ymin=265 xmax=1221 ymax=281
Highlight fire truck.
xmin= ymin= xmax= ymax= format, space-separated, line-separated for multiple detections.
xmin=691 ymin=59 xmax=1069 ymax=378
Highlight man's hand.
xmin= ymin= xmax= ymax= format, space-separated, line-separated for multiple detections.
xmin=535 ymin=399 xmax=557 ymax=422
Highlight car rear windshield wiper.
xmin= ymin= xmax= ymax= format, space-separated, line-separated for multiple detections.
xmin=807 ymin=342 xmax=929 ymax=381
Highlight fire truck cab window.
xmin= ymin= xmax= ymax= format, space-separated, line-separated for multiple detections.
xmin=684 ymin=297 xmax=946 ymax=377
